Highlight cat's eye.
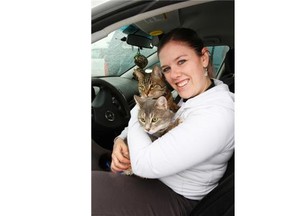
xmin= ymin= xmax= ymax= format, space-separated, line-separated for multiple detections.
xmin=152 ymin=117 xmax=158 ymax=123
xmin=140 ymin=118 xmax=145 ymax=123
xmin=151 ymin=84 xmax=160 ymax=89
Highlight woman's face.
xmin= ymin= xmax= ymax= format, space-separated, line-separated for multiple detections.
xmin=159 ymin=40 xmax=210 ymax=99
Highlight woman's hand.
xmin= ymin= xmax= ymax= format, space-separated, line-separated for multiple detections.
xmin=110 ymin=137 xmax=131 ymax=173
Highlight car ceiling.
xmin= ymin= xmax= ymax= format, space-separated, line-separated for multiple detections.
xmin=92 ymin=0 xmax=234 ymax=48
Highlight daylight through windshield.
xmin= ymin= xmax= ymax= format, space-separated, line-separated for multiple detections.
xmin=91 ymin=28 xmax=157 ymax=77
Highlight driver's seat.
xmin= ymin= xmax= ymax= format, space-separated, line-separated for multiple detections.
xmin=189 ymin=153 xmax=234 ymax=216
xmin=220 ymin=48 xmax=234 ymax=93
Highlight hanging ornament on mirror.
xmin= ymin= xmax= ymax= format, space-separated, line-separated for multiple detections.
xmin=134 ymin=48 xmax=148 ymax=69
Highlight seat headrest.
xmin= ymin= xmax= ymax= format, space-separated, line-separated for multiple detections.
xmin=224 ymin=48 xmax=234 ymax=74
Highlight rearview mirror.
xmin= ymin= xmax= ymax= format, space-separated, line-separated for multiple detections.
xmin=126 ymin=34 xmax=153 ymax=49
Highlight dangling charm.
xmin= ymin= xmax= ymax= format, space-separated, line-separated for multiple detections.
xmin=134 ymin=48 xmax=148 ymax=69
xmin=204 ymin=67 xmax=208 ymax=77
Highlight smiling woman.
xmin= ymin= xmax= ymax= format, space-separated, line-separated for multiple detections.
xmin=91 ymin=1 xmax=235 ymax=216
xmin=158 ymin=28 xmax=213 ymax=99
xmin=93 ymin=27 xmax=234 ymax=216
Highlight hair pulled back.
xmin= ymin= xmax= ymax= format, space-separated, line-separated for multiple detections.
xmin=158 ymin=28 xmax=204 ymax=56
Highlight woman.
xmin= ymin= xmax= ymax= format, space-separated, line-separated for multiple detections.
xmin=92 ymin=28 xmax=234 ymax=216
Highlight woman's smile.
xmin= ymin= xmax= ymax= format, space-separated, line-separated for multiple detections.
xmin=176 ymin=79 xmax=189 ymax=88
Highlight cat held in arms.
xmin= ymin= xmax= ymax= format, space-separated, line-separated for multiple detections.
xmin=134 ymin=95 xmax=181 ymax=142
xmin=123 ymin=96 xmax=181 ymax=176
xmin=123 ymin=65 xmax=181 ymax=175
xmin=133 ymin=65 xmax=179 ymax=112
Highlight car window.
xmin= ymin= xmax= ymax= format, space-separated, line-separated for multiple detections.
xmin=207 ymin=45 xmax=230 ymax=75
xmin=91 ymin=28 xmax=229 ymax=77
xmin=148 ymin=45 xmax=230 ymax=75
xmin=91 ymin=28 xmax=157 ymax=77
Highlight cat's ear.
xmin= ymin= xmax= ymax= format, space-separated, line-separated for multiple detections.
xmin=134 ymin=95 xmax=144 ymax=107
xmin=151 ymin=65 xmax=163 ymax=78
xmin=155 ymin=96 xmax=168 ymax=110
xmin=133 ymin=68 xmax=145 ymax=81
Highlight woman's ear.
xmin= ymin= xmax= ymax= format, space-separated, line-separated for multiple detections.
xmin=201 ymin=47 xmax=210 ymax=68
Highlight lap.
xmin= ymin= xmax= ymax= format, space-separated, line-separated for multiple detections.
xmin=92 ymin=171 xmax=198 ymax=216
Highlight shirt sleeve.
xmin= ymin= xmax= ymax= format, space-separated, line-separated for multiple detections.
xmin=117 ymin=127 xmax=128 ymax=140
xmin=127 ymin=106 xmax=234 ymax=178
xmin=115 ymin=105 xmax=137 ymax=140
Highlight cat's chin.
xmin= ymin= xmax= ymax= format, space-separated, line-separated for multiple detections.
xmin=146 ymin=128 xmax=166 ymax=135
xmin=146 ymin=130 xmax=157 ymax=135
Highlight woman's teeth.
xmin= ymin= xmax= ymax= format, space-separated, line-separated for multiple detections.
xmin=176 ymin=79 xmax=189 ymax=87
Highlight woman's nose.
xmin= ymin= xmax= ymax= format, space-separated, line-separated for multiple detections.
xmin=170 ymin=66 xmax=181 ymax=79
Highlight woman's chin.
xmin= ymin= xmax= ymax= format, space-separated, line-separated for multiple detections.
xmin=179 ymin=91 xmax=193 ymax=99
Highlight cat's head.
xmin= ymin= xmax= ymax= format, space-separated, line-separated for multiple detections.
xmin=134 ymin=65 xmax=167 ymax=98
xmin=134 ymin=95 xmax=173 ymax=135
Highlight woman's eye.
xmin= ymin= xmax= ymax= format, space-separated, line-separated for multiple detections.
xmin=178 ymin=59 xmax=186 ymax=65
xmin=162 ymin=67 xmax=170 ymax=73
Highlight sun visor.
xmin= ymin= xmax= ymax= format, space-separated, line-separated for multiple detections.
xmin=133 ymin=10 xmax=181 ymax=36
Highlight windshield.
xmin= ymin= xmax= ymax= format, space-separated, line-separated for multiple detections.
xmin=91 ymin=28 xmax=229 ymax=77
xmin=91 ymin=28 xmax=157 ymax=77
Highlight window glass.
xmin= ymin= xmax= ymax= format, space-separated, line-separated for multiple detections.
xmin=207 ymin=45 xmax=230 ymax=75
xmin=92 ymin=29 xmax=229 ymax=78
xmin=91 ymin=29 xmax=157 ymax=77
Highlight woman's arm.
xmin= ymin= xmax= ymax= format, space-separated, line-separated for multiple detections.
xmin=128 ymin=106 xmax=234 ymax=178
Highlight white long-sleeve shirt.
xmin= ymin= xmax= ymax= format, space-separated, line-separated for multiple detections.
xmin=122 ymin=79 xmax=234 ymax=200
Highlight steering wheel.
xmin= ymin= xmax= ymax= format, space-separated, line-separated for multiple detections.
xmin=91 ymin=78 xmax=131 ymax=129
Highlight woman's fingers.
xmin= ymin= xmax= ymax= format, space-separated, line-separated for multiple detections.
xmin=110 ymin=137 xmax=131 ymax=173
xmin=113 ymin=139 xmax=131 ymax=163
xmin=110 ymin=140 xmax=131 ymax=172
xmin=110 ymin=159 xmax=130 ymax=173
xmin=111 ymin=152 xmax=130 ymax=171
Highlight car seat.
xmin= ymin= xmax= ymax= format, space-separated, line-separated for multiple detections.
xmin=189 ymin=153 xmax=235 ymax=216
xmin=220 ymin=48 xmax=234 ymax=93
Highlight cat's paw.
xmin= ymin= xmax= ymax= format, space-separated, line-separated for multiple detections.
xmin=172 ymin=118 xmax=182 ymax=128
xmin=176 ymin=118 xmax=183 ymax=124
xmin=123 ymin=168 xmax=133 ymax=176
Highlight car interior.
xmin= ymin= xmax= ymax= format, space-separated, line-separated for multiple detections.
xmin=91 ymin=1 xmax=234 ymax=215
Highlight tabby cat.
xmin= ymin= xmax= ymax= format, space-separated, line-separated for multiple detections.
xmin=134 ymin=95 xmax=181 ymax=141
xmin=123 ymin=95 xmax=181 ymax=175
xmin=123 ymin=65 xmax=179 ymax=175
xmin=133 ymin=65 xmax=179 ymax=112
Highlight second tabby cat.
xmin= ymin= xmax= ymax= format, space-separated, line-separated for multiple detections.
xmin=134 ymin=95 xmax=181 ymax=141
xmin=124 ymin=65 xmax=180 ymax=175
xmin=123 ymin=95 xmax=181 ymax=175
xmin=133 ymin=65 xmax=179 ymax=112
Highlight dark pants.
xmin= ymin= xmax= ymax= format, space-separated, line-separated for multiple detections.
xmin=92 ymin=171 xmax=199 ymax=216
